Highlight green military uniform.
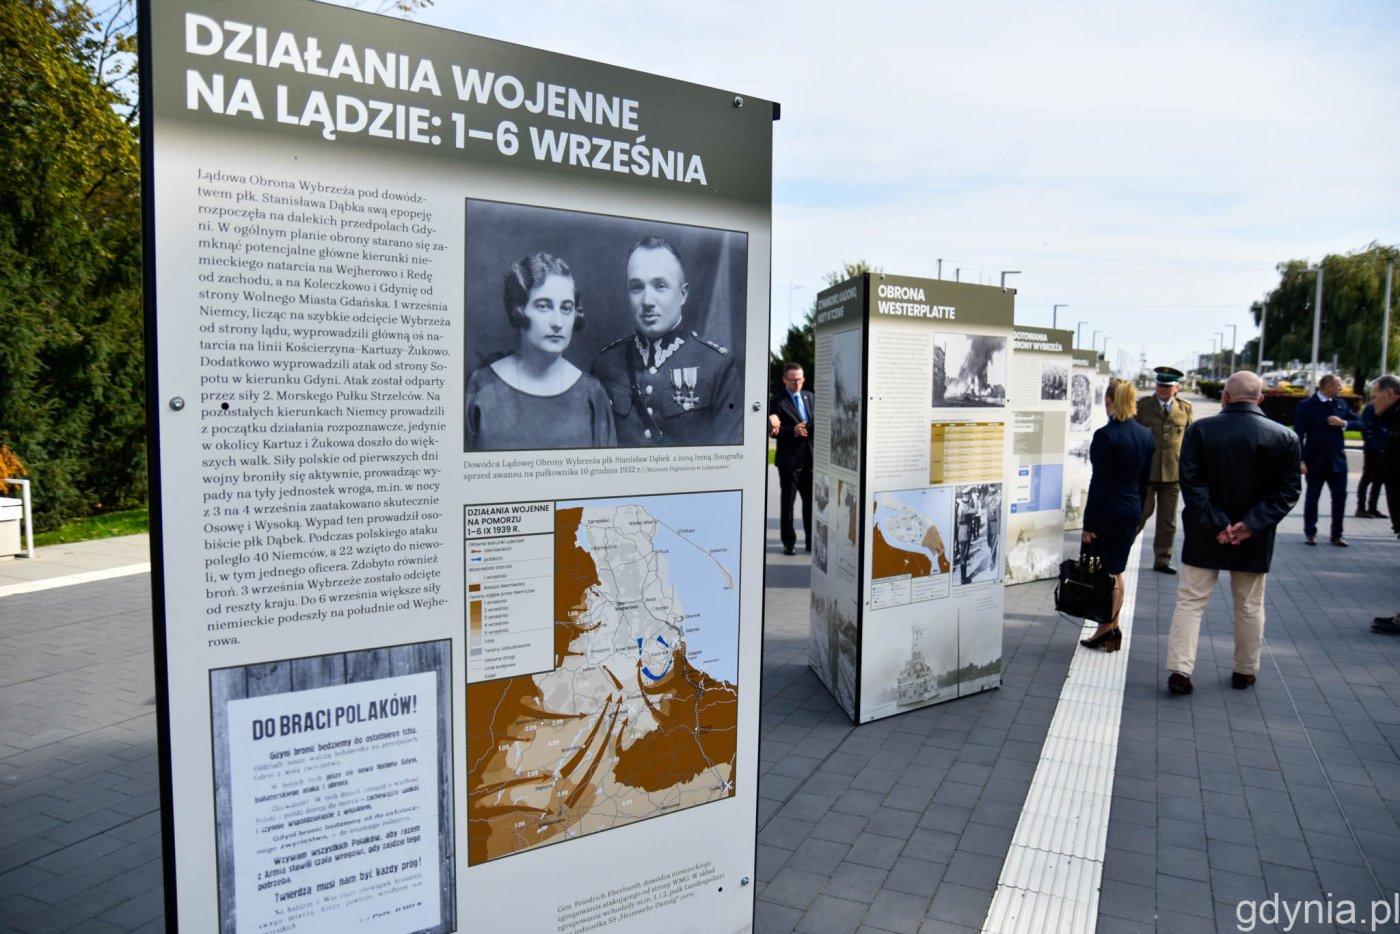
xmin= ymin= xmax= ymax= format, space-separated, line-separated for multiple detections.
xmin=1135 ymin=367 xmax=1193 ymax=571
xmin=590 ymin=325 xmax=742 ymax=446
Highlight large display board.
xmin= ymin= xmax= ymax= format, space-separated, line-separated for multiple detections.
xmin=141 ymin=1 xmax=773 ymax=930
xmin=1063 ymin=349 xmax=1111 ymax=531
xmin=1004 ymin=327 xmax=1072 ymax=584
xmin=810 ymin=274 xmax=1012 ymax=724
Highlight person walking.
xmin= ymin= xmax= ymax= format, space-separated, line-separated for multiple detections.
xmin=1356 ymin=398 xmax=1388 ymax=519
xmin=1079 ymin=379 xmax=1154 ymax=652
xmin=769 ymin=362 xmax=815 ymax=556
xmin=1165 ymin=372 xmax=1301 ymax=694
xmin=1294 ymin=373 xmax=1361 ymax=546
xmin=1136 ymin=366 xmax=1193 ymax=574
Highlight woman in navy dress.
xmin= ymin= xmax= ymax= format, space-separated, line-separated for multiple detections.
xmin=465 ymin=252 xmax=617 ymax=451
xmin=1080 ymin=379 xmax=1155 ymax=650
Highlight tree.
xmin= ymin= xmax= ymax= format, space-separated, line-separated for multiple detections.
xmin=0 ymin=1 xmax=145 ymax=528
xmin=768 ymin=261 xmax=879 ymax=395
xmin=1255 ymin=243 xmax=1399 ymax=387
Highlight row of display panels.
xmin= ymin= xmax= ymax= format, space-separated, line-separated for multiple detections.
xmin=807 ymin=276 xmax=1110 ymax=724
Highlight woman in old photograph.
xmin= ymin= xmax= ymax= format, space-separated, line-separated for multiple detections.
xmin=465 ymin=252 xmax=617 ymax=450
xmin=1080 ymin=378 xmax=1154 ymax=651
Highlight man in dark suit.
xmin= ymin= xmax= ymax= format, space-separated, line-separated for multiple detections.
xmin=591 ymin=236 xmax=742 ymax=446
xmin=770 ymin=362 xmax=814 ymax=555
xmin=1165 ymin=371 xmax=1301 ymax=695
xmin=1293 ymin=373 xmax=1361 ymax=546
xmin=1364 ymin=375 xmax=1400 ymax=635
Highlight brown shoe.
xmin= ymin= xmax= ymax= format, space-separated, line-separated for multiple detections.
xmin=1231 ymin=672 xmax=1256 ymax=689
xmin=1304 ymin=536 xmax=1316 ymax=545
xmin=1330 ymin=537 xmax=1349 ymax=547
xmin=1168 ymin=672 xmax=1193 ymax=695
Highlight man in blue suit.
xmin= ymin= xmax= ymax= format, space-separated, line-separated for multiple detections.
xmin=1294 ymin=374 xmax=1361 ymax=546
xmin=770 ymin=362 xmax=814 ymax=555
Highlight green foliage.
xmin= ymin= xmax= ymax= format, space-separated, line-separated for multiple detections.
xmin=33 ymin=505 xmax=147 ymax=546
xmin=0 ymin=1 xmax=145 ymax=530
xmin=1256 ymin=243 xmax=1399 ymax=386
xmin=1198 ymin=380 xmax=1224 ymax=400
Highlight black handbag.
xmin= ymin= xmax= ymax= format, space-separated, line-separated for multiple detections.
xmin=1054 ymin=548 xmax=1114 ymax=623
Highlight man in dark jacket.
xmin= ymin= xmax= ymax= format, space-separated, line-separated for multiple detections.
xmin=1165 ymin=371 xmax=1302 ymax=694
xmin=1366 ymin=375 xmax=1400 ymax=635
xmin=769 ymin=362 xmax=814 ymax=555
xmin=1293 ymin=373 xmax=1361 ymax=545
xmin=1356 ymin=400 xmax=1389 ymax=519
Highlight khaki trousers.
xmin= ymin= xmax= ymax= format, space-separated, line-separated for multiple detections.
xmin=1138 ymin=481 xmax=1180 ymax=568
xmin=1166 ymin=564 xmax=1267 ymax=676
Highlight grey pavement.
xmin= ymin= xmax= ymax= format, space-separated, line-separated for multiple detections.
xmin=4 ymin=400 xmax=1400 ymax=932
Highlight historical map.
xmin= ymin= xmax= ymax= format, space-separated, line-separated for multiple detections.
xmin=871 ymin=488 xmax=953 ymax=581
xmin=466 ymin=492 xmax=740 ymax=864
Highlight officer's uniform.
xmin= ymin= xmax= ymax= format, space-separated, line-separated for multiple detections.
xmin=1135 ymin=367 xmax=1194 ymax=572
xmin=590 ymin=325 xmax=742 ymax=446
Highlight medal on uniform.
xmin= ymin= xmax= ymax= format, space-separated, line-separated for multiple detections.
xmin=671 ymin=367 xmax=700 ymax=410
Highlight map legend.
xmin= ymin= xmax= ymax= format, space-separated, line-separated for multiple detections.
xmin=464 ymin=502 xmax=556 ymax=684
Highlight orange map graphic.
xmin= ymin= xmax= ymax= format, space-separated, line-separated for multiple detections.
xmin=871 ymin=523 xmax=949 ymax=581
xmin=466 ymin=505 xmax=737 ymax=865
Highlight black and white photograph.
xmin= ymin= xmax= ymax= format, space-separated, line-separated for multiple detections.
xmin=1040 ymin=362 xmax=1068 ymax=401
xmin=208 ymin=642 xmax=454 ymax=934
xmin=813 ymin=518 xmax=829 ymax=573
xmin=859 ymin=618 xmax=952 ymax=720
xmin=932 ymin=333 xmax=1008 ymax=407
xmin=463 ymin=199 xmax=748 ymax=451
xmin=1069 ymin=372 xmax=1093 ymax=427
xmin=813 ymin=471 xmax=830 ymax=520
xmin=953 ymin=482 xmax=1003 ymax=586
xmin=829 ymin=329 xmax=863 ymax=471
xmin=808 ymin=592 xmax=857 ymax=717
xmin=1005 ymin=510 xmax=1065 ymax=583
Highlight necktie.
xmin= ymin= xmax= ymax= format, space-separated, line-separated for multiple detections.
xmin=793 ymin=392 xmax=807 ymax=422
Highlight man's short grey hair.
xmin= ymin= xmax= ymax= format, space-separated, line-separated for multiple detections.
xmin=1224 ymin=371 xmax=1263 ymax=402
xmin=1318 ymin=373 xmax=1341 ymax=389
xmin=1373 ymin=374 xmax=1400 ymax=396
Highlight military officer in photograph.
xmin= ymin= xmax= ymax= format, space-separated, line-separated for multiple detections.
xmin=591 ymin=236 xmax=742 ymax=446
xmin=1136 ymin=365 xmax=1194 ymax=573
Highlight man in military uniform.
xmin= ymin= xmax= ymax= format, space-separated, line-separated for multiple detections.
xmin=1136 ymin=366 xmax=1194 ymax=573
xmin=591 ymin=236 xmax=742 ymax=446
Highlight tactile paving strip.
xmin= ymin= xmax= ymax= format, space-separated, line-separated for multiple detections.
xmin=981 ymin=535 xmax=1143 ymax=934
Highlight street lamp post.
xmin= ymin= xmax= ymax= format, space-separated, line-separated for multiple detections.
xmin=1383 ymin=259 xmax=1394 ymax=375
xmin=1210 ymin=337 xmax=1220 ymax=379
xmin=1076 ymin=321 xmax=1088 ymax=349
xmin=1053 ymin=304 xmax=1067 ymax=329
xmin=1101 ymin=336 xmax=1111 ymax=370
xmin=1214 ymin=333 xmax=1225 ymax=380
xmin=1091 ymin=330 xmax=1101 ymax=354
xmin=1258 ymin=300 xmax=1268 ymax=372
xmin=1226 ymin=324 xmax=1237 ymax=375
xmin=1000 ymin=270 xmax=1020 ymax=289
xmin=1296 ymin=265 xmax=1324 ymax=384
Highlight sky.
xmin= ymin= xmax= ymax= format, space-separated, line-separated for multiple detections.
xmin=366 ymin=0 xmax=1400 ymax=375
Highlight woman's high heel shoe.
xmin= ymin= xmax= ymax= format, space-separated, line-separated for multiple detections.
xmin=1080 ymin=627 xmax=1122 ymax=651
